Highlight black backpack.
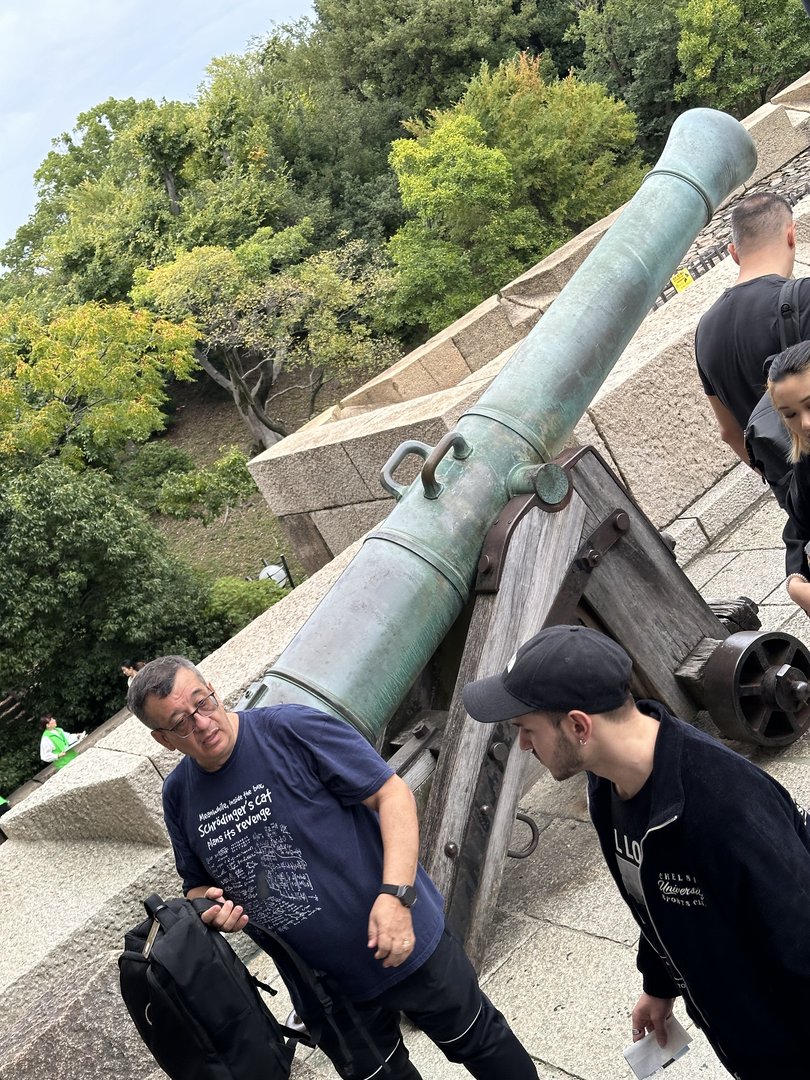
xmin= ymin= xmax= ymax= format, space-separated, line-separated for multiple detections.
xmin=119 ymin=894 xmax=299 ymax=1080
xmin=743 ymin=278 xmax=801 ymax=509
xmin=120 ymin=894 xmax=390 ymax=1080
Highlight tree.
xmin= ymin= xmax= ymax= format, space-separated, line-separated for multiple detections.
xmin=1 ymin=93 xmax=295 ymax=306
xmin=0 ymin=300 xmax=197 ymax=467
xmin=388 ymin=113 xmax=551 ymax=331
xmin=676 ymin=0 xmax=810 ymax=115
xmin=0 ymin=463 xmax=229 ymax=727
xmin=315 ymin=0 xmax=581 ymax=112
xmin=199 ymin=35 xmax=406 ymax=246
xmin=569 ymin=0 xmax=687 ymax=153
xmin=388 ymin=55 xmax=644 ymax=332
xmin=158 ymin=447 xmax=259 ymax=524
xmin=132 ymin=240 xmax=399 ymax=446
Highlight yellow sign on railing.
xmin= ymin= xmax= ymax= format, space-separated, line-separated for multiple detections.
xmin=671 ymin=268 xmax=695 ymax=293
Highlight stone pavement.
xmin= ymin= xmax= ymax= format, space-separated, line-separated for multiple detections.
xmin=265 ymin=483 xmax=810 ymax=1080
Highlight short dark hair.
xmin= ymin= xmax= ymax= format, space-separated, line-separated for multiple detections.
xmin=127 ymin=656 xmax=205 ymax=726
xmin=543 ymin=694 xmax=635 ymax=728
xmin=730 ymin=192 xmax=793 ymax=257
xmin=767 ymin=340 xmax=810 ymax=461
xmin=40 ymin=713 xmax=54 ymax=729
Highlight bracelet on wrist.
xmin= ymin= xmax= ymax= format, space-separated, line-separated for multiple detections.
xmin=786 ymin=573 xmax=809 ymax=593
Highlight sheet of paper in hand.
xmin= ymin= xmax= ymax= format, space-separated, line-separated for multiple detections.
xmin=623 ymin=1015 xmax=691 ymax=1080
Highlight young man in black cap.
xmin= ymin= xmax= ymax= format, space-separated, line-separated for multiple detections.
xmin=463 ymin=624 xmax=810 ymax=1080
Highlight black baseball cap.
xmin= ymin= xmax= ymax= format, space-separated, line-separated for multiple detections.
xmin=462 ymin=625 xmax=632 ymax=723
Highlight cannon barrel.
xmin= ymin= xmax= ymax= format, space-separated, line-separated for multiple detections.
xmin=249 ymin=109 xmax=756 ymax=739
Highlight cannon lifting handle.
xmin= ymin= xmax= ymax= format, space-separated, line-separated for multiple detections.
xmin=380 ymin=431 xmax=472 ymax=501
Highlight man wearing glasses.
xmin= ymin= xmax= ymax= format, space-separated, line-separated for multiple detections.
xmin=128 ymin=656 xmax=536 ymax=1080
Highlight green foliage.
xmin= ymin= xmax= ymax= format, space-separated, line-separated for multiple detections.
xmin=676 ymin=0 xmax=810 ymax=115
xmin=0 ymin=463 xmax=229 ymax=727
xmin=458 ymin=55 xmax=645 ymax=229
xmin=234 ymin=220 xmax=316 ymax=279
xmin=388 ymin=113 xmax=550 ymax=331
xmin=0 ymin=734 xmax=42 ymax=800
xmin=569 ymin=0 xmax=687 ymax=153
xmin=158 ymin=446 xmax=258 ymax=523
xmin=112 ymin=441 xmax=196 ymax=513
xmin=388 ymin=55 xmax=644 ymax=332
xmin=133 ymin=239 xmax=399 ymax=444
xmin=209 ymin=576 xmax=287 ymax=637
xmin=315 ymin=0 xmax=581 ymax=112
xmin=0 ymin=300 xmax=198 ymax=467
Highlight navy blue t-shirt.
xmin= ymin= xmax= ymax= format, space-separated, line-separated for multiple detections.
xmin=161 ymin=704 xmax=445 ymax=1000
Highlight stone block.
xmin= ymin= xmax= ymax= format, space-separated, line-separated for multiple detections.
xmin=684 ymin=549 xmax=738 ymax=591
xmin=741 ymin=103 xmax=809 ymax=186
xmin=97 ymin=717 xmax=178 ymax=780
xmin=249 ymin=436 xmax=377 ymax=516
xmin=339 ymin=379 xmax=499 ymax=492
xmin=339 ymin=408 xmax=451 ymax=496
xmin=589 ymin=328 xmax=738 ymax=527
xmin=664 ymin=516 xmax=709 ymax=566
xmin=340 ymin=336 xmax=471 ymax=410
xmin=684 ymin=464 xmax=771 ymax=541
xmin=311 ymin=498 xmax=391 ymax=556
xmin=699 ymin=547 xmax=788 ymax=604
xmin=568 ymin=411 xmax=622 ymax=478
xmin=0 ymin=954 xmax=160 ymax=1080
xmin=756 ymin=602 xmax=796 ymax=632
xmin=449 ymin=294 xmax=529 ymax=371
xmin=276 ymin=511 xmax=334 ymax=575
xmin=1 ymin=748 xmax=166 ymax=845
xmin=519 ymin=765 xmax=590 ymax=824
xmin=482 ymin=921 xmax=639 ymax=1080
xmin=714 ymin=493 xmax=787 ymax=551
xmin=501 ymin=818 xmax=638 ymax=946
xmin=0 ymin=840 xmax=176 ymax=1026
xmin=772 ymin=71 xmax=810 ymax=111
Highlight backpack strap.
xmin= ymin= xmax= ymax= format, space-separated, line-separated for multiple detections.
xmin=252 ymin=923 xmax=391 ymax=1075
xmin=778 ymin=278 xmax=801 ymax=350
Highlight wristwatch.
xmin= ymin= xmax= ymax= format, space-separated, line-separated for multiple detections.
xmin=379 ymin=883 xmax=418 ymax=908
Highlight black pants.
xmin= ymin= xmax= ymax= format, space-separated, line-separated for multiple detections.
xmin=314 ymin=928 xmax=537 ymax=1080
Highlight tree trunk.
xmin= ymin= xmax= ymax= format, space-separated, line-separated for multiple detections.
xmin=194 ymin=349 xmax=286 ymax=450
xmin=163 ymin=169 xmax=181 ymax=217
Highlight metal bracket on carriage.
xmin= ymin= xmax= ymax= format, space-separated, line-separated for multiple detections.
xmin=387 ymin=713 xmax=445 ymax=774
xmin=540 ymin=509 xmax=631 ymax=627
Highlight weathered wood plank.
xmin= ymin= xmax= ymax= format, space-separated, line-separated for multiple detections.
xmin=464 ymin=737 xmax=529 ymax=969
xmin=572 ymin=449 xmax=729 ymax=719
xmin=420 ymin=494 xmax=587 ymax=919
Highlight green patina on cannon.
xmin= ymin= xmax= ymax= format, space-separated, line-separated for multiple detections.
xmin=238 ymin=109 xmax=810 ymax=959
xmin=238 ymin=109 xmax=758 ymax=734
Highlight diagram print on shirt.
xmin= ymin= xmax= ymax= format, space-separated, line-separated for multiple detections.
xmin=198 ymin=781 xmax=322 ymax=934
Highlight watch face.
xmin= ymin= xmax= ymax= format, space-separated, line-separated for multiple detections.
xmin=398 ymin=885 xmax=417 ymax=908
xmin=381 ymin=884 xmax=418 ymax=907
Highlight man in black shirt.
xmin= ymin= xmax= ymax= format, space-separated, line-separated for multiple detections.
xmin=463 ymin=625 xmax=810 ymax=1080
xmin=695 ymin=192 xmax=810 ymax=461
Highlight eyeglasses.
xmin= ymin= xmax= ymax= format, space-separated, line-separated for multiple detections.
xmin=153 ymin=689 xmax=219 ymax=738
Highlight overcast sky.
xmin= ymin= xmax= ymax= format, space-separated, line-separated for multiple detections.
xmin=0 ymin=0 xmax=313 ymax=249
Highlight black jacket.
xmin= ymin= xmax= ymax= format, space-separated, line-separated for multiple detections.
xmin=588 ymin=702 xmax=810 ymax=1079
xmin=785 ymin=453 xmax=810 ymax=576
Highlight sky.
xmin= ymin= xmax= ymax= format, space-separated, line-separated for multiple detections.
xmin=0 ymin=0 xmax=313 ymax=249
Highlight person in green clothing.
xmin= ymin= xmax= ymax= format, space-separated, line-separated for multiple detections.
xmin=39 ymin=713 xmax=85 ymax=770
